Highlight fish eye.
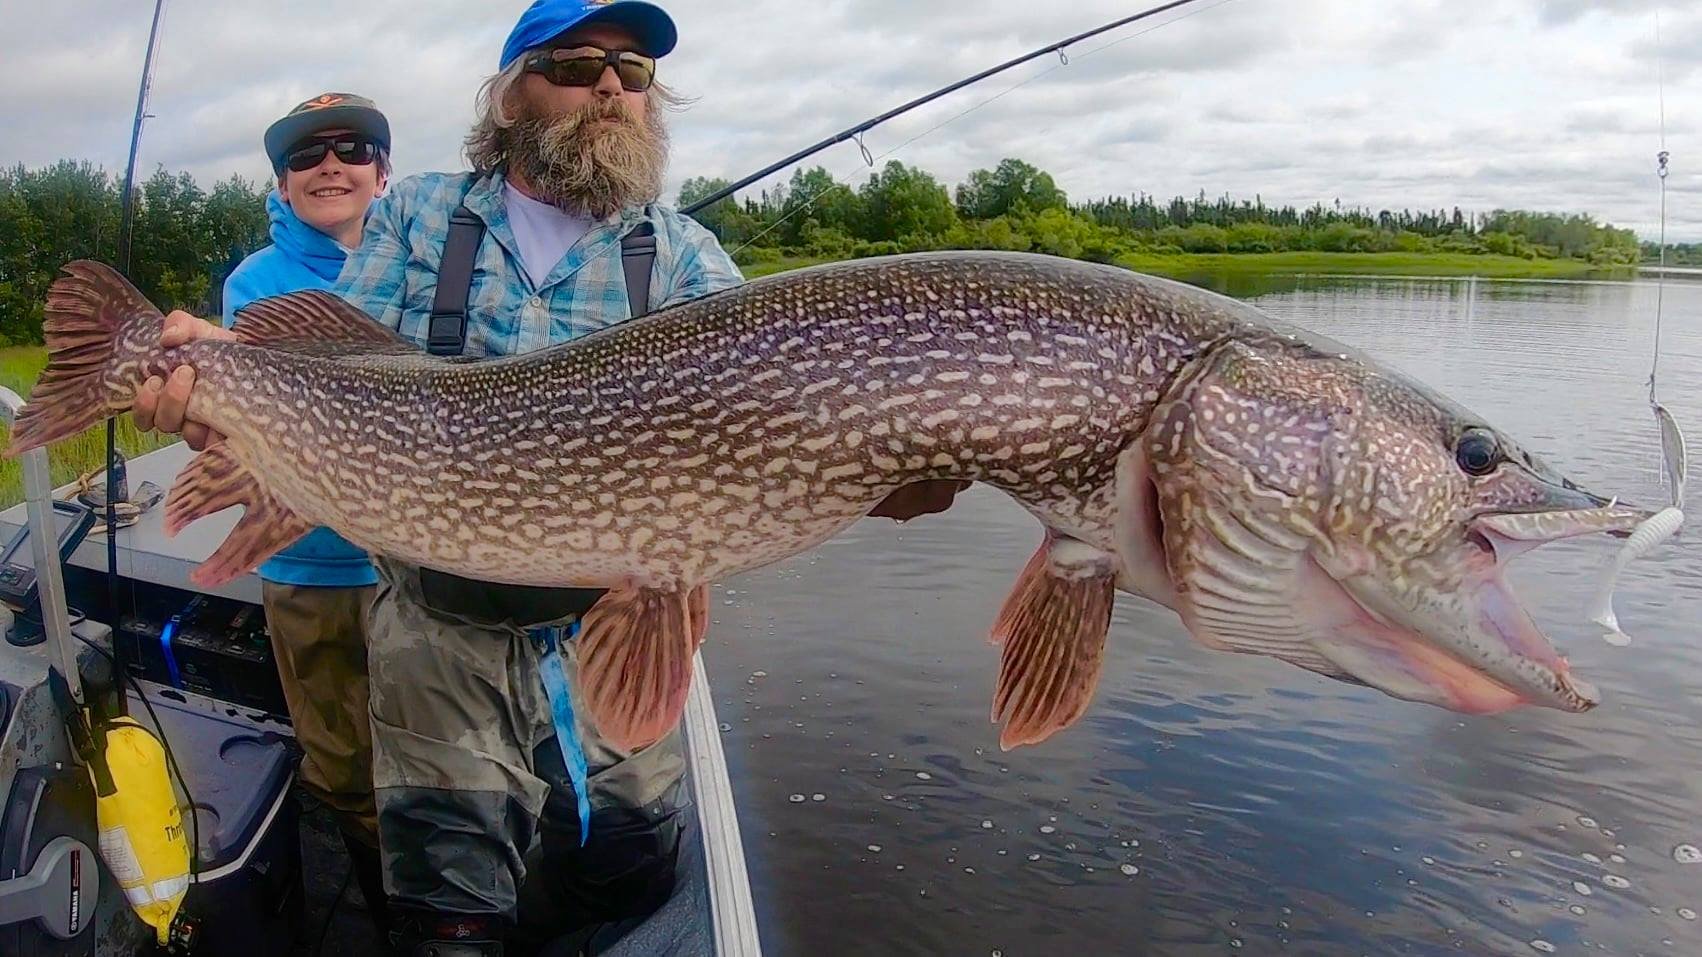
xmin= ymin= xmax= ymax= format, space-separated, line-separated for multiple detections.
xmin=1455 ymin=429 xmax=1500 ymax=476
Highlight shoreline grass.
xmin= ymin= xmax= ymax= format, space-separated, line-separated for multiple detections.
xmin=1112 ymin=251 xmax=1624 ymax=280
xmin=0 ymin=346 xmax=177 ymax=510
xmin=744 ymin=250 xmax=1628 ymax=281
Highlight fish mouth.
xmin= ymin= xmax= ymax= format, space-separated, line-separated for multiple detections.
xmin=1320 ymin=500 xmax=1654 ymax=716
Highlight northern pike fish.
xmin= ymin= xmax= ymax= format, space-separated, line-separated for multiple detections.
xmin=6 ymin=255 xmax=1653 ymax=751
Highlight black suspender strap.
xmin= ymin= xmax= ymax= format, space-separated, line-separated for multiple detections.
xmin=621 ymin=221 xmax=656 ymax=318
xmin=411 ymin=216 xmax=661 ymax=628
xmin=429 ymin=211 xmax=655 ymax=357
xmin=427 ymin=204 xmax=486 ymax=356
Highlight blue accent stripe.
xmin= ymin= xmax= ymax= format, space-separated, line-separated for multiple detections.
xmin=159 ymin=619 xmax=183 ymax=687
xmin=534 ymin=623 xmax=592 ymax=846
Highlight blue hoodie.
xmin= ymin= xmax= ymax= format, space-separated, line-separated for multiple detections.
xmin=222 ymin=191 xmax=379 ymax=588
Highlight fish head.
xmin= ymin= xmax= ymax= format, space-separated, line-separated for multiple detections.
xmin=1122 ymin=335 xmax=1653 ymax=716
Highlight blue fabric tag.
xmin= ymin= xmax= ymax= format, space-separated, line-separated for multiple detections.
xmin=533 ymin=622 xmax=592 ymax=846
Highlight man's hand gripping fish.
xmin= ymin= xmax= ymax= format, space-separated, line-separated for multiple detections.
xmin=6 ymin=254 xmax=1654 ymax=752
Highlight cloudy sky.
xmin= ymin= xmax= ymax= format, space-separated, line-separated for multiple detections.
xmin=5 ymin=0 xmax=1700 ymax=241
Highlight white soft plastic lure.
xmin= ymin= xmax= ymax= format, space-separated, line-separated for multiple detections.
xmin=1585 ymin=405 xmax=1686 ymax=646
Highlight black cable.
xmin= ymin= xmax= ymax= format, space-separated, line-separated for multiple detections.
xmin=103 ymin=424 xmax=124 ymax=720
xmin=75 ymin=629 xmax=201 ymax=877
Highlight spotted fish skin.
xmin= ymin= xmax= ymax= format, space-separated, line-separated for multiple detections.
xmin=160 ymin=252 xmax=1264 ymax=590
xmin=8 ymin=252 xmax=1649 ymax=754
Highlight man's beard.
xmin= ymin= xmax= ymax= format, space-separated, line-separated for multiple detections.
xmin=503 ymin=96 xmax=669 ymax=220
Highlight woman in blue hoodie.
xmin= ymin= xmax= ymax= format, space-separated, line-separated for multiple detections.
xmin=220 ymin=91 xmax=393 ymax=933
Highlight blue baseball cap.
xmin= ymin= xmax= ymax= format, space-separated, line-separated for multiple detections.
xmin=500 ymin=0 xmax=678 ymax=70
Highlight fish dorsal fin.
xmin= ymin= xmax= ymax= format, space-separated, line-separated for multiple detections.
xmin=232 ymin=290 xmax=416 ymax=351
xmin=163 ymin=442 xmax=315 ymax=587
xmin=988 ymin=534 xmax=1117 ymax=751
xmin=577 ymin=582 xmax=697 ymax=752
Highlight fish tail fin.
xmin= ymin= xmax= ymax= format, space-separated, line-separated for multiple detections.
xmin=6 ymin=260 xmax=163 ymax=456
xmin=989 ymin=535 xmax=1117 ymax=751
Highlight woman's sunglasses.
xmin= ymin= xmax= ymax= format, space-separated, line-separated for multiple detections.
xmin=521 ymin=45 xmax=657 ymax=92
xmin=283 ymin=134 xmax=382 ymax=173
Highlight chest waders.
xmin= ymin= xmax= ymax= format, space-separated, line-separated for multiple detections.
xmin=417 ymin=205 xmax=658 ymax=846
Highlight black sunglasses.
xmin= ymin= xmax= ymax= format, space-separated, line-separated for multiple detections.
xmin=283 ymin=134 xmax=382 ymax=173
xmin=521 ymin=45 xmax=657 ymax=92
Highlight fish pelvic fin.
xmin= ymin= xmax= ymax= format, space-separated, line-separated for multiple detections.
xmin=989 ymin=534 xmax=1117 ymax=751
xmin=5 ymin=260 xmax=163 ymax=456
xmin=164 ymin=442 xmax=258 ymax=535
xmin=578 ymin=582 xmax=696 ymax=752
xmin=166 ymin=443 xmax=313 ymax=587
xmin=231 ymin=290 xmax=418 ymax=351
xmin=687 ymin=583 xmax=709 ymax=651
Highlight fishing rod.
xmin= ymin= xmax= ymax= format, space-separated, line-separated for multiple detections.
xmin=681 ymin=0 xmax=1212 ymax=217
xmin=84 ymin=3 xmax=209 ymax=925
xmin=105 ymin=0 xmax=170 ymax=715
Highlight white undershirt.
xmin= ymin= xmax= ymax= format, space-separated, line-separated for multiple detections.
xmin=504 ymin=182 xmax=593 ymax=287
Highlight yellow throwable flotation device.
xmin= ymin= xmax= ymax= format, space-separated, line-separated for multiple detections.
xmin=91 ymin=716 xmax=192 ymax=946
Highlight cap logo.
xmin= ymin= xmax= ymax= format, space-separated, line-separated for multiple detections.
xmin=305 ymin=94 xmax=345 ymax=110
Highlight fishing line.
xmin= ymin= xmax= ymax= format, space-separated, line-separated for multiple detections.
xmin=719 ymin=0 xmax=1239 ymax=258
xmin=1584 ymin=6 xmax=1686 ymax=644
xmin=1646 ymin=8 xmax=1684 ymax=508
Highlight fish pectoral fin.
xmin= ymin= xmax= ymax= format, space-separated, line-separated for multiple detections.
xmin=989 ymin=535 xmax=1117 ymax=751
xmin=166 ymin=444 xmax=314 ymax=587
xmin=231 ymin=290 xmax=418 ymax=351
xmin=577 ymin=582 xmax=697 ymax=752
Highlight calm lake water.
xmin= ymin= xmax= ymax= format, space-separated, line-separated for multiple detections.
xmin=698 ymin=270 xmax=1702 ymax=956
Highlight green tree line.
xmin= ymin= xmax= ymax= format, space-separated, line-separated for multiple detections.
xmin=1642 ymin=242 xmax=1702 ymax=267
xmin=684 ymin=157 xmax=1647 ymax=270
xmin=0 ymin=160 xmax=270 ymax=346
xmin=0 ymin=155 xmax=1667 ymax=347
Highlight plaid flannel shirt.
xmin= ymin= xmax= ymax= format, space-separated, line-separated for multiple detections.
xmin=334 ymin=170 xmax=744 ymax=355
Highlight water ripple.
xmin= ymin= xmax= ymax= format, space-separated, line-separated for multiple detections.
xmin=702 ymin=275 xmax=1702 ymax=956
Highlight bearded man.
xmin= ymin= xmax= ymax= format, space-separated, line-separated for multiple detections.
xmin=333 ymin=5 xmax=751 ymax=952
xmin=131 ymin=1 xmax=963 ymax=953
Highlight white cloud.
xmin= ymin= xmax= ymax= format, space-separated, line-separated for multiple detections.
xmin=4 ymin=0 xmax=1700 ymax=240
